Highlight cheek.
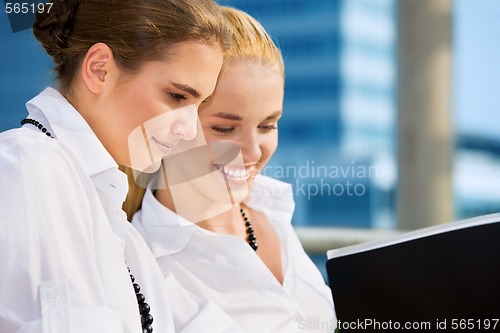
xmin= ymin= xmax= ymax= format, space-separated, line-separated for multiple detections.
xmin=118 ymin=92 xmax=162 ymax=131
xmin=261 ymin=134 xmax=278 ymax=162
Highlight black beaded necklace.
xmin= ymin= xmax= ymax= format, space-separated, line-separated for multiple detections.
xmin=20 ymin=118 xmax=54 ymax=138
xmin=240 ymin=206 xmax=258 ymax=251
xmin=21 ymin=118 xmax=154 ymax=333
xmin=128 ymin=266 xmax=154 ymax=333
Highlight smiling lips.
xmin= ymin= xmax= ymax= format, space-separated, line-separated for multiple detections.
xmin=215 ymin=163 xmax=255 ymax=184
xmin=152 ymin=137 xmax=172 ymax=156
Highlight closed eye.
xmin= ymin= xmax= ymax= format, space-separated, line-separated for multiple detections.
xmin=211 ymin=127 xmax=234 ymax=135
xmin=170 ymin=93 xmax=187 ymax=102
xmin=258 ymin=124 xmax=278 ymax=133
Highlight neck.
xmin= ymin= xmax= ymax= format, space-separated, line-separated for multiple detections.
xmin=154 ymin=184 xmax=241 ymax=227
xmin=196 ymin=205 xmax=245 ymax=235
xmin=154 ymin=183 xmax=248 ymax=234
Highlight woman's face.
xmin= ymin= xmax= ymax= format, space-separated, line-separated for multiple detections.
xmin=199 ymin=60 xmax=284 ymax=197
xmin=157 ymin=59 xmax=284 ymax=222
xmin=93 ymin=40 xmax=224 ymax=172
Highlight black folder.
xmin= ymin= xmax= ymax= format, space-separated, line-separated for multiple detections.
xmin=326 ymin=213 xmax=500 ymax=332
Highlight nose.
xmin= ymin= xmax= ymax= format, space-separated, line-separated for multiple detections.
xmin=240 ymin=131 xmax=262 ymax=164
xmin=171 ymin=104 xmax=198 ymax=140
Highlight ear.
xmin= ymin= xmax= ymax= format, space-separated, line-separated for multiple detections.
xmin=81 ymin=43 xmax=116 ymax=95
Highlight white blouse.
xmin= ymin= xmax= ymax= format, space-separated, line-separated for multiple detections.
xmin=0 ymin=88 xmax=176 ymax=333
xmin=132 ymin=174 xmax=337 ymax=333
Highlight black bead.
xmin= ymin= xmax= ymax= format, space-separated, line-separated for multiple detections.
xmin=139 ymin=302 xmax=150 ymax=314
xmin=136 ymin=293 xmax=145 ymax=303
xmin=21 ymin=118 xmax=54 ymax=139
xmin=127 ymin=264 xmax=154 ymax=331
xmin=240 ymin=206 xmax=258 ymax=251
xmin=141 ymin=314 xmax=154 ymax=326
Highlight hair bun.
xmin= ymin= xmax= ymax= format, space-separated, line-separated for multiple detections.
xmin=33 ymin=0 xmax=81 ymax=63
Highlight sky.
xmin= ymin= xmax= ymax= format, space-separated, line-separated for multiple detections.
xmin=454 ymin=0 xmax=500 ymax=139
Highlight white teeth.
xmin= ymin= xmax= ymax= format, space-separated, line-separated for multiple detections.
xmin=216 ymin=165 xmax=251 ymax=179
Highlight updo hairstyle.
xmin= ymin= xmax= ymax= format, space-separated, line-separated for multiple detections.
xmin=33 ymin=0 xmax=229 ymax=93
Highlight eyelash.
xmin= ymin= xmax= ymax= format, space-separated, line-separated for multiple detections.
xmin=169 ymin=93 xmax=187 ymax=102
xmin=211 ymin=125 xmax=278 ymax=135
xmin=211 ymin=127 xmax=233 ymax=135
xmin=259 ymin=125 xmax=278 ymax=133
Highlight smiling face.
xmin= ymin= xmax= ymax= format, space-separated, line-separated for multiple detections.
xmin=199 ymin=59 xmax=284 ymax=196
xmin=88 ymin=40 xmax=224 ymax=172
xmin=155 ymin=59 xmax=284 ymax=221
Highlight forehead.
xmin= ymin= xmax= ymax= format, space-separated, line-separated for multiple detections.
xmin=199 ymin=62 xmax=284 ymax=119
xmin=137 ymin=41 xmax=224 ymax=95
xmin=211 ymin=61 xmax=284 ymax=105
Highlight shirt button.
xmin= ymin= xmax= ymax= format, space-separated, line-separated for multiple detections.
xmin=46 ymin=286 xmax=59 ymax=300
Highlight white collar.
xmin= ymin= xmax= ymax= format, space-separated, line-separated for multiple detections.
xmin=245 ymin=175 xmax=295 ymax=224
xmin=133 ymin=174 xmax=295 ymax=257
xmin=25 ymin=88 xmax=128 ymax=208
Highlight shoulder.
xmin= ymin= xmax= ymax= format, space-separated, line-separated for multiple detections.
xmin=0 ymin=128 xmax=95 ymax=221
xmin=1 ymin=127 xmax=73 ymax=166
xmin=0 ymin=128 xmax=100 ymax=268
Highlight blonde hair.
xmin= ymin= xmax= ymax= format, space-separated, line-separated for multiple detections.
xmin=220 ymin=6 xmax=284 ymax=76
xmin=121 ymin=6 xmax=284 ymax=221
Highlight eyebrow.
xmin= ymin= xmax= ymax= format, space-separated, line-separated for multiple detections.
xmin=213 ymin=112 xmax=242 ymax=121
xmin=214 ymin=110 xmax=282 ymax=121
xmin=265 ymin=111 xmax=282 ymax=121
xmin=171 ymin=81 xmax=201 ymax=98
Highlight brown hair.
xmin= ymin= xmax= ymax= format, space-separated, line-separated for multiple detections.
xmin=33 ymin=0 xmax=229 ymax=93
xmin=120 ymin=164 xmax=148 ymax=221
xmin=121 ymin=6 xmax=284 ymax=221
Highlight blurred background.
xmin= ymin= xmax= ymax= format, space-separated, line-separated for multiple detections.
xmin=1 ymin=0 xmax=500 ymax=277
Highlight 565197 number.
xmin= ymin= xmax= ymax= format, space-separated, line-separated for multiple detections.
xmin=5 ymin=2 xmax=53 ymax=14
xmin=451 ymin=319 xmax=499 ymax=330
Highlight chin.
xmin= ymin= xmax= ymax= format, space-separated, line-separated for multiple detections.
xmin=141 ymin=159 xmax=162 ymax=174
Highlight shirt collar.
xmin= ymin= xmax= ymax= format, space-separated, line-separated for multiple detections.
xmin=133 ymin=174 xmax=295 ymax=258
xmin=26 ymin=88 xmax=128 ymax=208
xmin=26 ymin=88 xmax=117 ymax=176
xmin=245 ymin=174 xmax=295 ymax=226
xmin=133 ymin=183 xmax=198 ymax=257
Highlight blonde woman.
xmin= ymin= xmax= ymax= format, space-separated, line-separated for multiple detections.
xmin=124 ymin=6 xmax=337 ymax=332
